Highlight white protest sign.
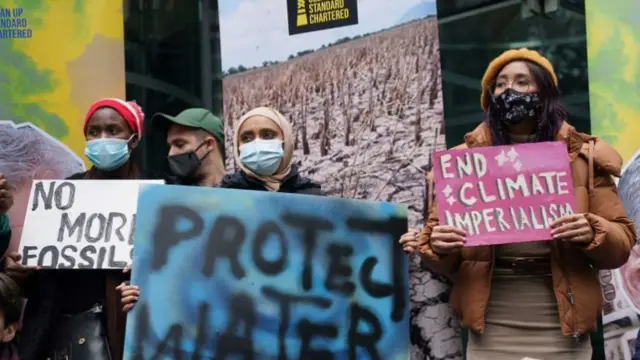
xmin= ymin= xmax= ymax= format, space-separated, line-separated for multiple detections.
xmin=18 ymin=179 xmax=163 ymax=269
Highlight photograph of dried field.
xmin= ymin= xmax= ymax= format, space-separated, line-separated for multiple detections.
xmin=222 ymin=18 xmax=444 ymax=227
xmin=219 ymin=1 xmax=461 ymax=358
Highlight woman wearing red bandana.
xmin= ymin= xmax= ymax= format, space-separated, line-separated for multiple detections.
xmin=5 ymin=98 xmax=145 ymax=360
xmin=76 ymin=98 xmax=144 ymax=179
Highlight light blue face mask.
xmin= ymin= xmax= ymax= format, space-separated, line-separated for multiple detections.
xmin=239 ymin=139 xmax=284 ymax=176
xmin=85 ymin=137 xmax=132 ymax=171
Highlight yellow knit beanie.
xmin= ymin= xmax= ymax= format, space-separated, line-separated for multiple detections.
xmin=480 ymin=48 xmax=558 ymax=111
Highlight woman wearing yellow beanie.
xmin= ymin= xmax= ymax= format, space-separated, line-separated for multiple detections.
xmin=404 ymin=48 xmax=636 ymax=359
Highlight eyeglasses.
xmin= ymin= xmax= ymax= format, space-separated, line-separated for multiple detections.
xmin=490 ymin=79 xmax=533 ymax=94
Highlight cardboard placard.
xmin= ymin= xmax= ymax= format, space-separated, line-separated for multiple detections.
xmin=18 ymin=179 xmax=163 ymax=269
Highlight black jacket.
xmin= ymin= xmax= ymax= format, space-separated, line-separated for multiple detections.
xmin=18 ymin=170 xmax=130 ymax=360
xmin=0 ymin=215 xmax=10 ymax=259
xmin=219 ymin=166 xmax=324 ymax=195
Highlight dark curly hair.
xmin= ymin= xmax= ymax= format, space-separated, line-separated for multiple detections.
xmin=485 ymin=60 xmax=567 ymax=145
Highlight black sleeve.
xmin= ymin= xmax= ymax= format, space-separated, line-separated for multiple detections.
xmin=0 ymin=231 xmax=9 ymax=260
xmin=0 ymin=215 xmax=10 ymax=259
xmin=65 ymin=171 xmax=88 ymax=180
xmin=296 ymin=187 xmax=326 ymax=196
xmin=17 ymin=272 xmax=60 ymax=360
xmin=218 ymin=175 xmax=232 ymax=188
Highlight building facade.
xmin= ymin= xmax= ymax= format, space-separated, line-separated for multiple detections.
xmin=123 ymin=0 xmax=223 ymax=117
xmin=436 ymin=0 xmax=589 ymax=147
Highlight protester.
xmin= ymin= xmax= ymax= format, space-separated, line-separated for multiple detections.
xmin=0 ymin=273 xmax=23 ymax=360
xmin=5 ymin=98 xmax=144 ymax=360
xmin=117 ymin=108 xmax=228 ymax=312
xmin=400 ymin=48 xmax=636 ymax=359
xmin=118 ymin=106 xmax=323 ymax=313
xmin=0 ymin=122 xmax=85 ymax=255
xmin=69 ymin=98 xmax=144 ymax=180
xmin=143 ymin=108 xmax=226 ymax=186
xmin=219 ymin=106 xmax=323 ymax=194
xmin=0 ymin=175 xmax=13 ymax=258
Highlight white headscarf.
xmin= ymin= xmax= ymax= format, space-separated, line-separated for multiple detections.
xmin=233 ymin=107 xmax=294 ymax=191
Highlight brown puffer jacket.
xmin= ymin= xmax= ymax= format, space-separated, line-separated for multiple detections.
xmin=419 ymin=121 xmax=636 ymax=339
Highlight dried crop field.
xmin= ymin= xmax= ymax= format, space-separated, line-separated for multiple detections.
xmin=222 ymin=18 xmax=445 ymax=227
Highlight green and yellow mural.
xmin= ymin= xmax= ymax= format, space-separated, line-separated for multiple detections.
xmin=587 ymin=0 xmax=640 ymax=162
xmin=0 ymin=0 xmax=125 ymax=254
xmin=586 ymin=0 xmax=640 ymax=358
xmin=0 ymin=0 xmax=125 ymax=159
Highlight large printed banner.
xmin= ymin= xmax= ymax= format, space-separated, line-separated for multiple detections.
xmin=586 ymin=0 xmax=640 ymax=358
xmin=433 ymin=142 xmax=576 ymax=246
xmin=123 ymin=185 xmax=409 ymax=359
xmin=18 ymin=180 xmax=163 ymax=269
xmin=0 ymin=0 xmax=125 ymax=254
xmin=217 ymin=1 xmax=451 ymax=358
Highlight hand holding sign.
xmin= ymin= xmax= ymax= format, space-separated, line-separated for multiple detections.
xmin=118 ymin=259 xmax=138 ymax=312
xmin=399 ymin=228 xmax=420 ymax=253
xmin=3 ymin=251 xmax=38 ymax=280
xmin=550 ymin=213 xmax=595 ymax=244
xmin=431 ymin=225 xmax=466 ymax=254
xmin=0 ymin=174 xmax=14 ymax=215
xmin=116 ymin=282 xmax=139 ymax=312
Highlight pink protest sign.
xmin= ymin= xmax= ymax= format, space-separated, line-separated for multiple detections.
xmin=432 ymin=141 xmax=577 ymax=246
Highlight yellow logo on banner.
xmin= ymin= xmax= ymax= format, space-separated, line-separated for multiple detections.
xmin=296 ymin=0 xmax=308 ymax=26
xmin=289 ymin=0 xmax=358 ymax=35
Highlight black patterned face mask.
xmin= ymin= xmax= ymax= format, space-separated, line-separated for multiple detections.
xmin=491 ymin=88 xmax=542 ymax=125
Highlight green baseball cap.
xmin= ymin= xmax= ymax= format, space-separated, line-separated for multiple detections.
xmin=154 ymin=108 xmax=224 ymax=145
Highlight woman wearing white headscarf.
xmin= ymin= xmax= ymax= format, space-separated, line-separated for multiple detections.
xmin=219 ymin=106 xmax=323 ymax=195
xmin=117 ymin=106 xmax=325 ymax=317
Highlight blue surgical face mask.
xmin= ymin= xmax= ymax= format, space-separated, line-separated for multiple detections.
xmin=85 ymin=137 xmax=132 ymax=171
xmin=239 ymin=139 xmax=284 ymax=176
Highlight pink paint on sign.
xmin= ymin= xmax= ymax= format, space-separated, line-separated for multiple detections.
xmin=432 ymin=141 xmax=577 ymax=246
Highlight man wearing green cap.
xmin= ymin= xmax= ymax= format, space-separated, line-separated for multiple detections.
xmin=119 ymin=108 xmax=227 ymax=312
xmin=143 ymin=108 xmax=226 ymax=186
